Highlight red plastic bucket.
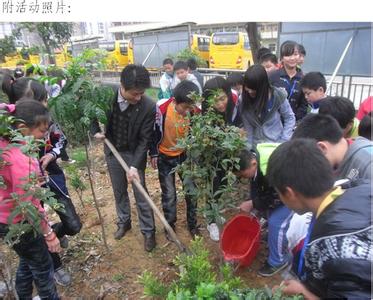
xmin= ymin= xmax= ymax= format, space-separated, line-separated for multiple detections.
xmin=220 ymin=214 xmax=261 ymax=267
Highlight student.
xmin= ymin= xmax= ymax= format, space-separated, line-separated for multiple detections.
xmin=0 ymin=100 xmax=61 ymax=299
xmin=14 ymin=67 xmax=24 ymax=79
xmin=150 ymin=81 xmax=201 ymax=240
xmin=318 ymin=96 xmax=359 ymax=138
xmin=187 ymin=57 xmax=204 ymax=89
xmin=201 ymin=77 xmax=242 ymax=241
xmin=240 ymin=64 xmax=295 ymax=149
xmin=259 ymin=52 xmax=279 ymax=74
xmin=297 ymin=44 xmax=306 ymax=67
xmin=292 ymin=113 xmax=372 ymax=181
xmin=356 ymin=96 xmax=373 ymax=120
xmin=256 ymin=47 xmax=272 ymax=62
xmin=173 ymin=61 xmax=202 ymax=94
xmin=226 ymin=72 xmax=243 ymax=98
xmin=269 ymin=41 xmax=307 ymax=121
xmin=236 ymin=146 xmax=295 ymax=276
xmin=159 ymin=58 xmax=176 ymax=100
xmin=267 ymin=138 xmax=371 ymax=299
xmin=2 ymin=75 xmax=81 ymax=286
xmin=202 ymin=76 xmax=241 ymax=127
xmin=92 ymin=64 xmax=156 ymax=252
xmin=299 ymin=71 xmax=327 ymax=113
xmin=358 ymin=112 xmax=372 ymax=140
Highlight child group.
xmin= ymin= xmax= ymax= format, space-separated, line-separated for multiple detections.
xmin=1 ymin=39 xmax=372 ymax=299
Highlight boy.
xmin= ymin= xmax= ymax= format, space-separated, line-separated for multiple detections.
xmin=187 ymin=57 xmax=204 ymax=89
xmin=159 ymin=58 xmax=175 ymax=99
xmin=318 ymin=96 xmax=359 ymax=138
xmin=267 ymin=138 xmax=371 ymax=299
xmin=173 ymin=61 xmax=202 ymax=94
xmin=299 ymin=71 xmax=327 ymax=113
xmin=297 ymin=44 xmax=306 ymax=66
xmin=227 ymin=72 xmax=244 ymax=99
xmin=259 ymin=52 xmax=279 ymax=74
xmin=358 ymin=112 xmax=372 ymax=140
xmin=292 ymin=113 xmax=372 ymax=181
xmin=150 ymin=81 xmax=201 ymax=239
xmin=236 ymin=145 xmax=294 ymax=277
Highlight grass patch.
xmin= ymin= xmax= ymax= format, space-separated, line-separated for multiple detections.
xmin=70 ymin=147 xmax=87 ymax=168
xmin=146 ymin=88 xmax=160 ymax=100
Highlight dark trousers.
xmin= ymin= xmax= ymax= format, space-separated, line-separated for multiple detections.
xmin=105 ymin=146 xmax=155 ymax=235
xmin=46 ymin=174 xmax=82 ymax=270
xmin=0 ymin=224 xmax=59 ymax=300
xmin=158 ymin=153 xmax=197 ymax=230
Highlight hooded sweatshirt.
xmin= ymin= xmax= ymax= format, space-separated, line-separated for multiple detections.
xmin=239 ymin=87 xmax=295 ymax=149
xmin=337 ymin=137 xmax=373 ymax=181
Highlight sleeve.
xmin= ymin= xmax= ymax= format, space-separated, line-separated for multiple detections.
xmin=0 ymin=151 xmax=46 ymax=219
xmin=279 ymin=99 xmax=296 ymax=142
xmin=241 ymin=112 xmax=254 ymax=148
xmin=295 ymin=93 xmax=308 ymax=121
xmin=190 ymin=75 xmax=202 ymax=94
xmin=132 ymin=103 xmax=156 ymax=169
xmin=48 ymin=122 xmax=67 ymax=158
xmin=159 ymin=74 xmax=170 ymax=93
xmin=149 ymin=104 xmax=161 ymax=157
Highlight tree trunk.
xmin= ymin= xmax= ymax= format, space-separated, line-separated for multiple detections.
xmin=245 ymin=22 xmax=261 ymax=65
xmin=84 ymin=144 xmax=109 ymax=250
xmin=41 ymin=36 xmax=56 ymax=65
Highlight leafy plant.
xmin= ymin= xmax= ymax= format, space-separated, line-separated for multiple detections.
xmin=65 ymin=164 xmax=86 ymax=208
xmin=176 ymin=91 xmax=246 ymax=229
xmin=140 ymin=237 xmax=302 ymax=299
xmin=173 ymin=48 xmax=208 ymax=68
xmin=46 ymin=50 xmax=114 ymax=250
xmin=0 ymin=35 xmax=16 ymax=63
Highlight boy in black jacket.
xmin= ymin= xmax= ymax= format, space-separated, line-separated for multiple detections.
xmin=267 ymin=138 xmax=371 ymax=299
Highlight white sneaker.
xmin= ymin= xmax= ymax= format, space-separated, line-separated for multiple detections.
xmin=207 ymin=223 xmax=220 ymax=241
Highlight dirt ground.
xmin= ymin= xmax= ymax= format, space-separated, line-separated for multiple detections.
xmin=0 ymin=144 xmax=282 ymax=299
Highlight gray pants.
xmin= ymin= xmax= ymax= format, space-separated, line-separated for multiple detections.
xmin=105 ymin=146 xmax=155 ymax=235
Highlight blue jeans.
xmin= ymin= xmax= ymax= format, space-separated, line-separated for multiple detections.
xmin=267 ymin=205 xmax=293 ymax=267
xmin=0 ymin=224 xmax=59 ymax=299
xmin=158 ymin=153 xmax=197 ymax=230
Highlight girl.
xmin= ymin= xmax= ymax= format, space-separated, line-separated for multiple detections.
xmin=240 ymin=64 xmax=295 ymax=149
xmin=0 ymin=100 xmax=60 ymax=299
xmin=2 ymin=75 xmax=81 ymax=286
xmin=202 ymin=76 xmax=241 ymax=127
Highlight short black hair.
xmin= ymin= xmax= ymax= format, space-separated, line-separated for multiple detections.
xmin=163 ymin=58 xmax=173 ymax=66
xmin=358 ymin=112 xmax=372 ymax=140
xmin=267 ymin=138 xmax=334 ymax=198
xmin=120 ymin=64 xmax=151 ymax=91
xmin=187 ymin=58 xmax=198 ymax=71
xmin=298 ymin=44 xmax=306 ymax=56
xmin=299 ymin=72 xmax=326 ymax=92
xmin=227 ymin=72 xmax=243 ymax=87
xmin=14 ymin=98 xmax=50 ymax=128
xmin=292 ymin=114 xmax=343 ymax=144
xmin=318 ymin=96 xmax=355 ymax=129
xmin=173 ymin=80 xmax=200 ymax=105
xmin=238 ymin=148 xmax=256 ymax=171
xmin=173 ymin=61 xmax=188 ymax=71
xmin=280 ymin=40 xmax=299 ymax=59
xmin=259 ymin=53 xmax=278 ymax=65
xmin=2 ymin=74 xmax=47 ymax=104
xmin=256 ymin=47 xmax=271 ymax=62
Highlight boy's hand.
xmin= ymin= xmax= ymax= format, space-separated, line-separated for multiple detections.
xmin=45 ymin=233 xmax=61 ymax=253
xmin=151 ymin=157 xmax=158 ymax=169
xmin=282 ymin=280 xmax=319 ymax=299
xmin=94 ymin=132 xmax=106 ymax=141
xmin=239 ymin=200 xmax=253 ymax=213
xmin=40 ymin=153 xmax=55 ymax=170
xmin=127 ymin=166 xmax=140 ymax=183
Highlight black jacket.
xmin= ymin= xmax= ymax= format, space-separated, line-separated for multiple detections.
xmin=91 ymin=89 xmax=156 ymax=170
xmin=268 ymin=67 xmax=307 ymax=121
xmin=304 ymin=181 xmax=372 ymax=299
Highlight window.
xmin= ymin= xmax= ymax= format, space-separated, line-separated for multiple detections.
xmin=197 ymin=37 xmax=210 ymax=51
xmin=212 ymin=33 xmax=239 ymax=45
xmin=243 ymin=34 xmax=250 ymax=50
xmin=98 ymin=23 xmax=105 ymax=34
xmin=268 ymin=43 xmax=276 ymax=52
xmin=119 ymin=42 xmax=128 ymax=55
xmin=98 ymin=42 xmax=115 ymax=52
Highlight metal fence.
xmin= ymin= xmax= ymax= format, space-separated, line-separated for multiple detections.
xmin=94 ymin=69 xmax=372 ymax=108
